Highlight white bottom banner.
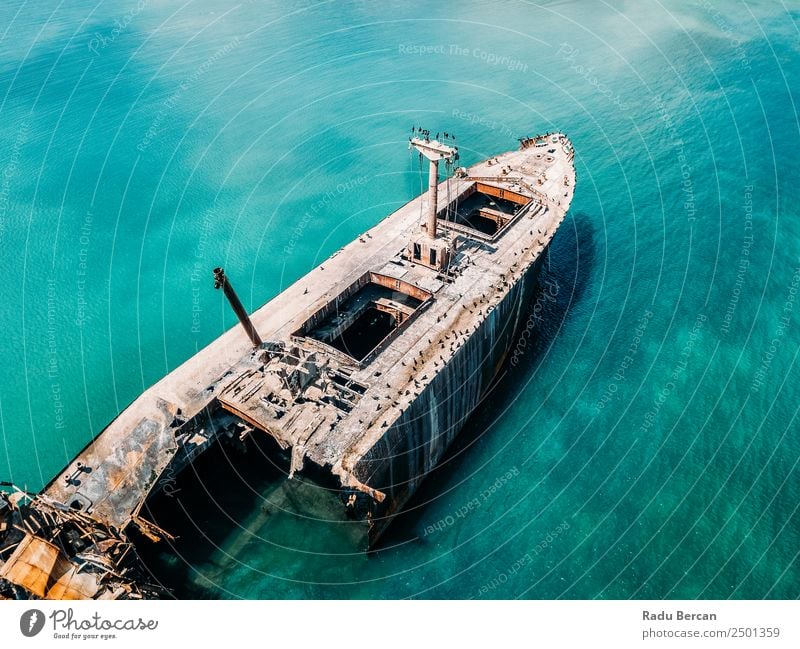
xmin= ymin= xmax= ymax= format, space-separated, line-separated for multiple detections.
xmin=0 ymin=600 xmax=795 ymax=648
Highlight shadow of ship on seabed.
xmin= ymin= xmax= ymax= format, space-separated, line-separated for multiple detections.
xmin=134 ymin=213 xmax=596 ymax=598
xmin=135 ymin=436 xmax=355 ymax=599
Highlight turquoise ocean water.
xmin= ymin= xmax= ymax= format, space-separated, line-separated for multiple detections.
xmin=1 ymin=0 xmax=798 ymax=598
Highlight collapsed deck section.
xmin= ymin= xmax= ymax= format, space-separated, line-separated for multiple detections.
xmin=215 ymin=343 xmax=370 ymax=481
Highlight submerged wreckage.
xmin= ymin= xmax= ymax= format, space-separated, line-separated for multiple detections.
xmin=1 ymin=129 xmax=575 ymax=599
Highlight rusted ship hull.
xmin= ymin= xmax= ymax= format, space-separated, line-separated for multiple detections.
xmin=358 ymin=251 xmax=547 ymax=544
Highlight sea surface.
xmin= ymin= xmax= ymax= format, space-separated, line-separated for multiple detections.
xmin=1 ymin=0 xmax=798 ymax=599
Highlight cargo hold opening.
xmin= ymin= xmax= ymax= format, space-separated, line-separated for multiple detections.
xmin=292 ymin=272 xmax=432 ymax=364
xmin=442 ymin=181 xmax=532 ymax=238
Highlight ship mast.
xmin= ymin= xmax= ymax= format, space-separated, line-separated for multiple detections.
xmin=407 ymin=129 xmax=458 ymax=271
xmin=410 ymin=134 xmax=457 ymax=238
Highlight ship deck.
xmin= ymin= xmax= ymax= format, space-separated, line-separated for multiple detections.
xmin=43 ymin=133 xmax=576 ymax=529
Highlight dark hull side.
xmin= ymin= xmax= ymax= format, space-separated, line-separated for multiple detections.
xmin=355 ymin=246 xmax=550 ymax=546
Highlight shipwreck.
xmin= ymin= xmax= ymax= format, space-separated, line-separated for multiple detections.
xmin=0 ymin=129 xmax=576 ymax=599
